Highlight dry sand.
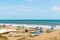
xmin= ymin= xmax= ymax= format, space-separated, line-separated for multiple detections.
xmin=30 ymin=30 xmax=60 ymax=40
xmin=2 ymin=30 xmax=60 ymax=40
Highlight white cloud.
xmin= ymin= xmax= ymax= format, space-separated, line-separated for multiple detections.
xmin=0 ymin=6 xmax=14 ymax=10
xmin=27 ymin=0 xmax=32 ymax=2
xmin=52 ymin=6 xmax=60 ymax=11
xmin=16 ymin=5 xmax=32 ymax=12
xmin=0 ymin=5 xmax=32 ymax=12
xmin=0 ymin=6 xmax=16 ymax=14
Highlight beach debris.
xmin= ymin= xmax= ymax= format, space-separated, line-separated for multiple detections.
xmin=17 ymin=37 xmax=25 ymax=40
xmin=0 ymin=35 xmax=8 ymax=40
xmin=46 ymin=28 xmax=53 ymax=33
xmin=25 ymin=29 xmax=29 ymax=32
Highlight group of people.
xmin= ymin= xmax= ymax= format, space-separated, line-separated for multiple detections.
xmin=35 ymin=27 xmax=43 ymax=33
xmin=35 ymin=26 xmax=54 ymax=33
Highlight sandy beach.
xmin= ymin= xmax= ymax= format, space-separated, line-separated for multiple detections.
xmin=0 ymin=24 xmax=60 ymax=40
xmin=1 ymin=29 xmax=60 ymax=40
xmin=30 ymin=30 xmax=60 ymax=40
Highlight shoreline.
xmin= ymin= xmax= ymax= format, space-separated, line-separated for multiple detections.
xmin=0 ymin=24 xmax=60 ymax=29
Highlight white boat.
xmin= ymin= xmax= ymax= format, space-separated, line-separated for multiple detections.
xmin=0 ymin=29 xmax=16 ymax=34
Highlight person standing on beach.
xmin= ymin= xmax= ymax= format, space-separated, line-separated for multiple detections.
xmin=40 ymin=27 xmax=43 ymax=32
xmin=25 ymin=29 xmax=30 ymax=40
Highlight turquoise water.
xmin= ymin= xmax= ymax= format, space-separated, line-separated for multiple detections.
xmin=0 ymin=20 xmax=60 ymax=25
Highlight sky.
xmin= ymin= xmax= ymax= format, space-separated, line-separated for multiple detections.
xmin=0 ymin=0 xmax=60 ymax=20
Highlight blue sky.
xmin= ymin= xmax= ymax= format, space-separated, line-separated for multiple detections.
xmin=0 ymin=0 xmax=60 ymax=20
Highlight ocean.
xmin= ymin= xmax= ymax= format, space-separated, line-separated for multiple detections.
xmin=0 ymin=20 xmax=60 ymax=25
xmin=0 ymin=20 xmax=60 ymax=29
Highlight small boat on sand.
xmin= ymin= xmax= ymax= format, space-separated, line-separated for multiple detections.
xmin=30 ymin=31 xmax=41 ymax=36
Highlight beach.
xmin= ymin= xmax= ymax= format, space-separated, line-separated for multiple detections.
xmin=30 ymin=30 xmax=60 ymax=40
xmin=0 ymin=24 xmax=60 ymax=40
xmin=0 ymin=0 xmax=60 ymax=39
xmin=1 ymin=29 xmax=60 ymax=40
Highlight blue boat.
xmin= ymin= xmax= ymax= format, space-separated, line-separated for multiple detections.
xmin=30 ymin=31 xmax=41 ymax=36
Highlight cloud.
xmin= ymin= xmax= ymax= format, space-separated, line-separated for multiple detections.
xmin=27 ymin=0 xmax=32 ymax=2
xmin=0 ymin=6 xmax=14 ymax=10
xmin=0 ymin=5 xmax=16 ymax=14
xmin=16 ymin=5 xmax=32 ymax=12
xmin=0 ymin=5 xmax=32 ymax=12
xmin=52 ymin=6 xmax=60 ymax=11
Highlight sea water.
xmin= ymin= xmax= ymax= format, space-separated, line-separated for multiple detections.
xmin=0 ymin=20 xmax=60 ymax=28
xmin=0 ymin=20 xmax=60 ymax=25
